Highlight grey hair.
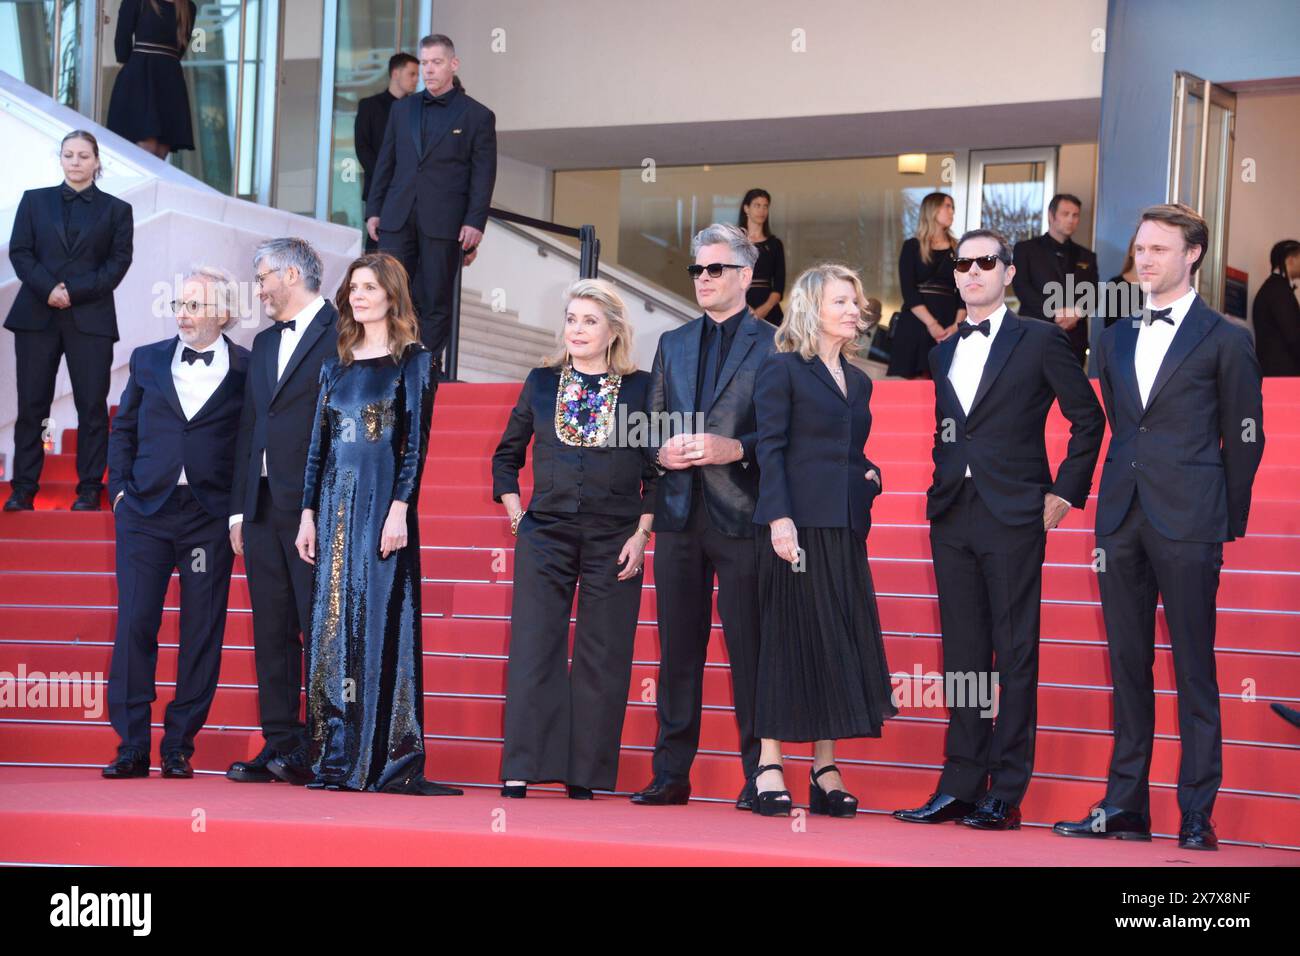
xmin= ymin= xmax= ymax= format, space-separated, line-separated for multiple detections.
xmin=691 ymin=223 xmax=758 ymax=269
xmin=185 ymin=264 xmax=243 ymax=329
xmin=252 ymin=237 xmax=323 ymax=292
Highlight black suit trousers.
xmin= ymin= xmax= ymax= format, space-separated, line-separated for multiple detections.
xmin=1098 ymin=496 xmax=1224 ymax=816
xmin=108 ymin=485 xmax=234 ymax=757
xmin=242 ymin=478 xmax=315 ymax=753
xmin=11 ymin=314 xmax=114 ymax=497
xmin=931 ymin=480 xmax=1046 ymax=804
xmin=501 ymin=510 xmax=642 ymax=790
xmin=379 ymin=211 xmax=461 ymax=362
xmin=650 ymin=499 xmax=761 ymax=785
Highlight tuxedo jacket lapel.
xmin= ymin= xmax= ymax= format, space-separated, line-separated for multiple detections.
xmin=1113 ymin=317 xmax=1144 ymax=417
xmin=191 ymin=337 xmax=247 ymax=422
xmin=153 ymin=338 xmax=186 ymax=422
xmin=967 ymin=312 xmax=1025 ymax=420
xmin=809 ymin=355 xmax=848 ymax=403
xmin=45 ymin=188 xmax=70 ymax=250
xmin=272 ymin=305 xmax=329 ymax=405
xmin=712 ymin=316 xmax=758 ymax=405
xmin=932 ymin=335 xmax=966 ymax=425
xmin=1143 ymin=299 xmax=1216 ymax=415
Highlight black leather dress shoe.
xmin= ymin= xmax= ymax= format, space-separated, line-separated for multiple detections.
xmin=161 ymin=752 xmax=194 ymax=778
xmin=1178 ymin=811 xmax=1218 ymax=851
xmin=735 ymin=779 xmax=757 ymax=812
xmin=3 ymin=492 xmax=35 ymax=512
xmin=961 ymin=796 xmax=1021 ymax=830
xmin=268 ymin=747 xmax=314 ymax=786
xmin=629 ymin=778 xmax=691 ymax=805
xmin=1053 ymin=802 xmax=1151 ymax=840
xmin=566 ymin=785 xmax=594 ymax=800
xmin=102 ymin=749 xmax=150 ymax=778
xmin=227 ymin=743 xmax=278 ymax=782
xmin=70 ymin=490 xmax=101 ymax=511
xmin=892 ymin=792 xmax=977 ymax=824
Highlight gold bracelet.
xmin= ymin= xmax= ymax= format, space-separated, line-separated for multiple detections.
xmin=510 ymin=512 xmax=524 ymax=536
xmin=638 ymin=527 xmax=652 ymax=541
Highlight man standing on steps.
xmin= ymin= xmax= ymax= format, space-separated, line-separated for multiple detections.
xmin=631 ymin=223 xmax=776 ymax=811
xmin=226 ymin=238 xmax=338 ymax=786
xmin=1012 ymin=193 xmax=1098 ymax=369
xmin=365 ymin=33 xmax=497 ymax=374
xmin=354 ymin=52 xmax=419 ymax=253
xmin=1054 ymin=203 xmax=1264 ymax=851
xmin=892 ymin=228 xmax=1103 ymax=832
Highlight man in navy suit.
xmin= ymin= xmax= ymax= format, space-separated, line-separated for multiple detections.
xmin=1054 ymin=204 xmax=1265 ymax=850
xmin=102 ymin=266 xmax=250 ymax=779
xmin=364 ymin=33 xmax=496 ymax=367
xmin=893 ymin=228 xmax=1104 ymax=831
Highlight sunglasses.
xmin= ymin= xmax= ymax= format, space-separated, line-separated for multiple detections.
xmin=953 ymin=255 xmax=1005 ymax=273
xmin=686 ymin=263 xmax=746 ymax=280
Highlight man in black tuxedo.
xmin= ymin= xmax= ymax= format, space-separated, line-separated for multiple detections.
xmin=5 ymin=131 xmax=133 ymax=512
xmin=365 ymin=33 xmax=496 ymax=366
xmin=226 ymin=238 xmax=339 ymax=785
xmin=354 ymin=52 xmax=419 ymax=253
xmin=1012 ymin=193 xmax=1098 ymax=369
xmin=1054 ymin=204 xmax=1264 ymax=850
xmin=631 ymin=223 xmax=776 ymax=810
xmin=893 ymin=228 xmax=1104 ymax=830
xmin=102 ymin=267 xmax=249 ymax=779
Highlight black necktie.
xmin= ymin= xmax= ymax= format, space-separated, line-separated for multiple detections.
xmin=279 ymin=320 xmax=296 ymax=332
xmin=1142 ymin=307 xmax=1174 ymax=327
xmin=958 ymin=319 xmax=991 ymax=339
xmin=699 ymin=322 xmax=723 ymax=410
xmin=182 ymin=347 xmax=214 ymax=366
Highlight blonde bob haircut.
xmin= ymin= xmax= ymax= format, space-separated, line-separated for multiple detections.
xmin=775 ymin=263 xmax=868 ymax=360
xmin=542 ymin=277 xmax=638 ymax=375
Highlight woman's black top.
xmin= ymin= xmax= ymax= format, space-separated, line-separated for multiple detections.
xmin=106 ymin=0 xmax=198 ymax=150
xmin=747 ymin=235 xmax=787 ymax=325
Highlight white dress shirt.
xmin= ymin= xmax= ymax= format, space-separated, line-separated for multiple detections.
xmin=1134 ymin=286 xmax=1196 ymax=407
xmin=171 ymin=335 xmax=230 ymax=486
xmin=948 ymin=305 xmax=1007 ymax=477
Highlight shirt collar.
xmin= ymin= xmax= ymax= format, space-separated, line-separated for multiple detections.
xmin=283 ymin=296 xmax=325 ymax=334
xmin=705 ymin=307 xmax=748 ymax=337
xmin=963 ymin=304 xmax=1007 ymax=340
xmin=1148 ymin=286 xmax=1197 ymax=327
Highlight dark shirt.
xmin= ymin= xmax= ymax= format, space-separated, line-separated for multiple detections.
xmin=747 ymin=236 xmax=787 ymax=325
xmin=696 ymin=307 xmax=747 ymax=405
xmin=60 ymin=182 xmax=97 ymax=246
xmin=419 ymin=84 xmax=461 ymax=153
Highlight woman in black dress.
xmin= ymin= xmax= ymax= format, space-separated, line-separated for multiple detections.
xmin=492 ymin=278 xmax=656 ymax=799
xmin=886 ymin=191 xmax=965 ymax=378
xmin=739 ymin=188 xmax=786 ymax=325
xmin=294 ymin=253 xmax=460 ymax=796
xmin=750 ymin=263 xmax=897 ymax=817
xmin=107 ymin=0 xmax=197 ymax=158
xmin=4 ymin=130 xmax=133 ymax=513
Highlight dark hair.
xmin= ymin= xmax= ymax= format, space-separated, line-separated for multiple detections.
xmin=1048 ymin=193 xmax=1082 ymax=216
xmin=59 ymin=129 xmax=102 ymax=180
xmin=334 ymin=253 xmax=422 ymax=365
xmin=420 ymin=33 xmax=455 ymax=54
xmin=1138 ymin=202 xmax=1209 ymax=275
xmin=145 ymin=0 xmax=193 ymax=51
xmin=1268 ymin=239 xmax=1300 ymax=273
xmin=738 ymin=188 xmax=773 ymax=239
xmin=388 ymin=52 xmax=418 ymax=74
xmin=956 ymin=228 xmax=1013 ymax=265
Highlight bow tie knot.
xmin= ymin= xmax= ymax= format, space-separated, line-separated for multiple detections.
xmin=181 ymin=347 xmax=214 ymax=366
xmin=1142 ymin=307 xmax=1174 ymax=327
xmin=278 ymin=319 xmax=297 ymax=332
xmin=957 ymin=319 xmax=991 ymax=339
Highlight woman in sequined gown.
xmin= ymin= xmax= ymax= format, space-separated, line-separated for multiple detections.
xmin=491 ymin=278 xmax=657 ymax=799
xmin=295 ymin=253 xmax=460 ymax=796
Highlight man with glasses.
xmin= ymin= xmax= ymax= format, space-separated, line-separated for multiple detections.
xmin=631 ymin=223 xmax=775 ymax=810
xmin=102 ymin=266 xmax=250 ymax=779
xmin=893 ymin=229 xmax=1103 ymax=831
xmin=226 ymin=238 xmax=339 ymax=785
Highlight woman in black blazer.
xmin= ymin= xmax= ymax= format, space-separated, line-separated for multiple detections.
xmin=749 ymin=263 xmax=897 ymax=817
xmin=491 ymin=278 xmax=657 ymax=799
xmin=5 ymin=130 xmax=134 ymax=512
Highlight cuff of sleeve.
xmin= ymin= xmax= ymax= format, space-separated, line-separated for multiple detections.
xmin=228 ymin=514 xmax=243 ymax=529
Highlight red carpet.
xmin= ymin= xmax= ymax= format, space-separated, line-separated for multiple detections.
xmin=1 ymin=378 xmax=1298 ymax=864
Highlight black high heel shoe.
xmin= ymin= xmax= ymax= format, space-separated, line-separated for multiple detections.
xmin=500 ymin=783 xmax=527 ymax=798
xmin=566 ymin=785 xmax=594 ymax=800
xmin=809 ymin=764 xmax=859 ymax=818
xmin=751 ymin=763 xmax=792 ymax=817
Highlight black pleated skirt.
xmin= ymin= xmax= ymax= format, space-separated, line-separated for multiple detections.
xmin=106 ymin=53 xmax=195 ymax=151
xmin=755 ymin=526 xmax=897 ymax=742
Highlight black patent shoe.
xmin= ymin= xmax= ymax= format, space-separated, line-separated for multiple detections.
xmin=1053 ymin=802 xmax=1151 ymax=841
xmin=500 ymin=783 xmax=527 ymax=798
xmin=961 ymin=795 xmax=1021 ymax=830
xmin=1178 ymin=811 xmax=1218 ymax=851
xmin=70 ymin=490 xmax=101 ymax=511
xmin=630 ymin=778 xmax=691 ymax=805
xmin=227 ymin=743 xmax=278 ymax=782
xmin=3 ymin=492 xmax=34 ymax=512
xmin=751 ymin=763 xmax=792 ymax=817
xmin=567 ymin=785 xmax=594 ymax=800
xmin=102 ymin=749 xmax=150 ymax=779
xmin=892 ymin=791 xmax=978 ymax=824
xmin=161 ymin=752 xmax=193 ymax=778
xmin=267 ymin=746 xmax=314 ymax=786
xmin=809 ymin=763 xmax=858 ymax=818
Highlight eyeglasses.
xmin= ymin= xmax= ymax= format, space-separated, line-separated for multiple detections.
xmin=953 ymin=255 xmax=1004 ymax=273
xmin=686 ymin=263 xmax=746 ymax=280
xmin=169 ymin=299 xmax=204 ymax=315
xmin=254 ymin=269 xmax=280 ymax=287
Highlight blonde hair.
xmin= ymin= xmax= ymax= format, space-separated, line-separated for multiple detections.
xmin=775 ymin=263 xmax=867 ymax=360
xmin=914 ymin=191 xmax=957 ymax=265
xmin=542 ymin=278 xmax=638 ymax=375
xmin=185 ymin=264 xmax=242 ymax=330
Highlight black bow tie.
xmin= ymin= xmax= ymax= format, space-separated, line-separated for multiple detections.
xmin=61 ymin=183 xmax=93 ymax=203
xmin=423 ymin=88 xmax=454 ymax=107
xmin=278 ymin=320 xmax=297 ymax=332
xmin=182 ymin=347 xmax=214 ymax=366
xmin=1142 ymin=307 xmax=1174 ymax=326
xmin=958 ymin=319 xmax=991 ymax=339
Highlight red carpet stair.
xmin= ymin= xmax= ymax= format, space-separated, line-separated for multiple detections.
xmin=1 ymin=379 xmax=1298 ymax=850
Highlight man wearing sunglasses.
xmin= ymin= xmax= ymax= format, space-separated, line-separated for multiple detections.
xmin=893 ymin=229 xmax=1103 ymax=831
xmin=631 ymin=223 xmax=776 ymax=810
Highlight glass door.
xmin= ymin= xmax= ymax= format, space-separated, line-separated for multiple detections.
xmin=0 ymin=0 xmax=87 ymax=109
xmin=964 ymin=147 xmax=1058 ymax=250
